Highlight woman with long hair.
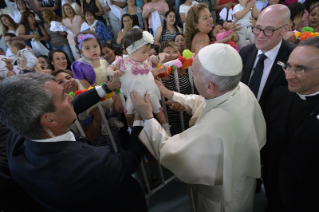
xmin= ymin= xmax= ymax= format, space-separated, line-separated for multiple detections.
xmin=184 ymin=3 xmax=213 ymax=52
xmin=122 ymin=0 xmax=145 ymax=29
xmin=17 ymin=10 xmax=49 ymax=50
xmin=0 ymin=15 xmax=19 ymax=35
xmin=117 ymin=13 xmax=139 ymax=45
xmin=62 ymin=3 xmax=84 ymax=60
xmin=64 ymin=0 xmax=82 ymax=15
xmin=154 ymin=10 xmax=182 ymax=45
xmin=13 ymin=0 xmax=40 ymax=24
xmin=42 ymin=9 xmax=74 ymax=62
xmin=307 ymin=2 xmax=319 ymax=32
xmin=46 ymin=49 xmax=72 ymax=72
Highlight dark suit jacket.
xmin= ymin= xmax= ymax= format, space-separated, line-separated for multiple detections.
xmin=263 ymin=87 xmax=319 ymax=211
xmin=0 ymin=122 xmax=49 ymax=212
xmin=6 ymin=88 xmax=148 ymax=212
xmin=240 ymin=39 xmax=296 ymax=112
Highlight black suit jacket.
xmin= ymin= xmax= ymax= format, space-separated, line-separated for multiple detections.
xmin=263 ymin=87 xmax=319 ymax=211
xmin=0 ymin=122 xmax=49 ymax=212
xmin=240 ymin=39 xmax=296 ymax=112
xmin=6 ymin=88 xmax=148 ymax=212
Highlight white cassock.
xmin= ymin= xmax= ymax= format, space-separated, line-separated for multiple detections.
xmin=139 ymin=82 xmax=266 ymax=212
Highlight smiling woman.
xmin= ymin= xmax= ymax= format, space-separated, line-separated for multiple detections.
xmin=184 ymin=3 xmax=213 ymax=53
xmin=46 ymin=49 xmax=72 ymax=72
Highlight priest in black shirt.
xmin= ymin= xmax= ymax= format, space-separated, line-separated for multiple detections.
xmin=263 ymin=37 xmax=319 ymax=212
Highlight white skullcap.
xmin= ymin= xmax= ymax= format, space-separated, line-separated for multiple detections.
xmin=198 ymin=44 xmax=242 ymax=76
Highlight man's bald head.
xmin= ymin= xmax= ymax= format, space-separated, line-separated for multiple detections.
xmin=254 ymin=4 xmax=291 ymax=52
xmin=261 ymin=4 xmax=291 ymax=25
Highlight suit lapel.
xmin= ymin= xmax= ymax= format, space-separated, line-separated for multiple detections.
xmin=261 ymin=40 xmax=288 ymax=100
xmin=241 ymin=47 xmax=258 ymax=84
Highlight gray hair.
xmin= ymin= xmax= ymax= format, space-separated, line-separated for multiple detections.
xmin=197 ymin=65 xmax=242 ymax=93
xmin=0 ymin=73 xmax=56 ymax=139
xmin=299 ymin=37 xmax=319 ymax=50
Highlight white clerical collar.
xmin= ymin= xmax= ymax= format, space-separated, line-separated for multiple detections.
xmin=257 ymin=40 xmax=282 ymax=62
xmin=297 ymin=90 xmax=319 ymax=100
xmin=206 ymin=85 xmax=240 ymax=108
xmin=32 ymin=131 xmax=76 ymax=142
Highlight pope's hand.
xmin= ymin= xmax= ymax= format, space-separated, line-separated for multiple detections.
xmin=165 ymin=101 xmax=185 ymax=112
xmin=107 ymin=76 xmax=121 ymax=91
xmin=130 ymin=91 xmax=153 ymax=120
xmin=155 ymin=80 xmax=174 ymax=99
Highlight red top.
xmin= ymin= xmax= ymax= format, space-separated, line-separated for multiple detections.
xmin=216 ymin=0 xmax=237 ymax=19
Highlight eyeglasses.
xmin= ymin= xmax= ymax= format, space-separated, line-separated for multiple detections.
xmin=251 ymin=24 xmax=288 ymax=37
xmin=277 ymin=61 xmax=319 ymax=77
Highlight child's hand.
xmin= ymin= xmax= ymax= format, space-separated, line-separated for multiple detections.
xmin=249 ymin=17 xmax=256 ymax=27
xmin=222 ymin=34 xmax=232 ymax=43
xmin=113 ymin=70 xmax=123 ymax=77
xmin=157 ymin=66 xmax=168 ymax=75
xmin=247 ymin=0 xmax=256 ymax=8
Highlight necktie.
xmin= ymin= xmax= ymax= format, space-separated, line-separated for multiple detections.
xmin=249 ymin=54 xmax=267 ymax=97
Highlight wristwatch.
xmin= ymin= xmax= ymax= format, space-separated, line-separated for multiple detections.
xmin=102 ymin=83 xmax=112 ymax=93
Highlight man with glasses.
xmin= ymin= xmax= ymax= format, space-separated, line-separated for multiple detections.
xmin=263 ymin=37 xmax=319 ymax=211
xmin=240 ymin=4 xmax=295 ymax=112
xmin=239 ymin=4 xmax=295 ymax=194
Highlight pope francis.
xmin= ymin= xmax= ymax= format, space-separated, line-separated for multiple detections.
xmin=130 ymin=44 xmax=266 ymax=212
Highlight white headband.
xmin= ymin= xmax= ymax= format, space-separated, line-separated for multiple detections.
xmin=126 ymin=31 xmax=154 ymax=54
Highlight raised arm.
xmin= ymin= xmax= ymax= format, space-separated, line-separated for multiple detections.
xmin=95 ymin=0 xmax=105 ymax=16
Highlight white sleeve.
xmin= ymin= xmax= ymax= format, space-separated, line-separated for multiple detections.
xmin=22 ymin=51 xmax=37 ymax=69
xmin=232 ymin=4 xmax=242 ymax=15
xmin=138 ymin=118 xmax=222 ymax=186
xmin=179 ymin=4 xmax=185 ymax=13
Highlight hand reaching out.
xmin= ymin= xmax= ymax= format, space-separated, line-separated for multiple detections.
xmin=130 ymin=91 xmax=153 ymax=120
xmin=113 ymin=70 xmax=123 ymax=77
xmin=165 ymin=101 xmax=185 ymax=112
xmin=155 ymin=80 xmax=174 ymax=99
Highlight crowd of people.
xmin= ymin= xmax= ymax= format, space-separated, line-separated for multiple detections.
xmin=0 ymin=0 xmax=319 ymax=211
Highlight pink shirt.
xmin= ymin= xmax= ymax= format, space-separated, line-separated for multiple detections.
xmin=142 ymin=1 xmax=169 ymax=28
xmin=62 ymin=15 xmax=82 ymax=45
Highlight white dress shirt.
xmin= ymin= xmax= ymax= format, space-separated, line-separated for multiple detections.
xmin=249 ymin=40 xmax=282 ymax=101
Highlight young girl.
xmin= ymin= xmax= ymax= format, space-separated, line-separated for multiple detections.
xmin=71 ymin=31 xmax=123 ymax=133
xmin=210 ymin=23 xmax=239 ymax=52
xmin=106 ymin=28 xmax=171 ymax=134
xmin=71 ymin=31 xmax=109 ymax=88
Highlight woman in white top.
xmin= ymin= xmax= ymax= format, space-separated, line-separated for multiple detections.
xmin=64 ymin=0 xmax=82 ymax=15
xmin=0 ymin=14 xmax=19 ymax=35
xmin=62 ymin=3 xmax=84 ymax=60
xmin=179 ymin=0 xmax=198 ymax=32
xmin=14 ymin=0 xmax=40 ymax=24
xmin=104 ymin=0 xmax=127 ymax=40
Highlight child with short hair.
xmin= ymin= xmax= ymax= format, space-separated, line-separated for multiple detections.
xmin=210 ymin=23 xmax=239 ymax=52
xmin=232 ymin=0 xmax=259 ymax=49
xmin=106 ymin=28 xmax=171 ymax=135
xmin=7 ymin=37 xmax=41 ymax=74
